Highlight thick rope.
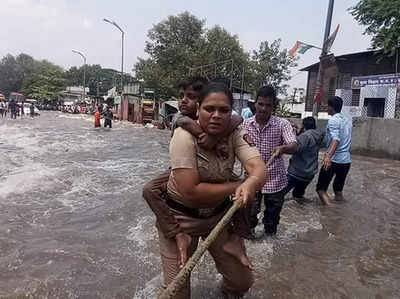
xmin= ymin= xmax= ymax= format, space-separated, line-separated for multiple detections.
xmin=158 ymin=154 xmax=277 ymax=299
xmin=158 ymin=199 xmax=242 ymax=299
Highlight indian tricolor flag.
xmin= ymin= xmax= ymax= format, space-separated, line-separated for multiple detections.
xmin=289 ymin=41 xmax=314 ymax=56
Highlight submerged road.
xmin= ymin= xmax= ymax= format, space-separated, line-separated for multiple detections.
xmin=0 ymin=112 xmax=399 ymax=298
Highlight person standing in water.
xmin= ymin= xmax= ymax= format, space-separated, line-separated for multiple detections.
xmin=103 ymin=106 xmax=113 ymax=128
xmin=94 ymin=106 xmax=101 ymax=128
xmin=30 ymin=103 xmax=35 ymax=118
xmin=316 ymin=96 xmax=352 ymax=205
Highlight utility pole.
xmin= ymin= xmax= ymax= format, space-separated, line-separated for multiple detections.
xmin=312 ymin=0 xmax=335 ymax=118
xmin=72 ymin=50 xmax=87 ymax=101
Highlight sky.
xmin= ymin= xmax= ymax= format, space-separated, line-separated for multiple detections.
xmin=0 ymin=0 xmax=371 ymax=94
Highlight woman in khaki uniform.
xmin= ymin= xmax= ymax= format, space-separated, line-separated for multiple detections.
xmin=160 ymin=82 xmax=267 ymax=298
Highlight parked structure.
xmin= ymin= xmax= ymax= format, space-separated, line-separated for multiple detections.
xmin=301 ymin=50 xmax=400 ymax=119
xmin=114 ymin=82 xmax=159 ymax=124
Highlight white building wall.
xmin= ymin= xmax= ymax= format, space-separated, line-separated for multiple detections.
xmin=359 ymin=85 xmax=396 ymax=118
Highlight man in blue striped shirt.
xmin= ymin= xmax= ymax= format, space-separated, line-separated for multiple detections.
xmin=316 ymin=96 xmax=352 ymax=205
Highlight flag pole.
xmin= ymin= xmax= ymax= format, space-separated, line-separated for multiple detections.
xmin=312 ymin=0 xmax=335 ymax=118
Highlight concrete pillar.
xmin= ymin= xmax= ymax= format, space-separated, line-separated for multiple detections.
xmin=396 ymin=87 xmax=400 ymax=119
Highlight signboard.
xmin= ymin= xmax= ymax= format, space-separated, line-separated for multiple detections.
xmin=351 ymin=74 xmax=400 ymax=89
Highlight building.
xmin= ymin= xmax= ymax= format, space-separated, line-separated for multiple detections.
xmin=121 ymin=94 xmax=141 ymax=122
xmin=114 ymin=82 xmax=158 ymax=124
xmin=283 ymin=88 xmax=306 ymax=118
xmin=301 ymin=50 xmax=400 ymax=119
xmin=59 ymin=86 xmax=89 ymax=103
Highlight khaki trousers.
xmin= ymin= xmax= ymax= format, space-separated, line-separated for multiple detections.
xmin=158 ymin=209 xmax=253 ymax=299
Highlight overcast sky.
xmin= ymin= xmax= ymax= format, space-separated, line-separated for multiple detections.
xmin=1 ymin=0 xmax=371 ymax=93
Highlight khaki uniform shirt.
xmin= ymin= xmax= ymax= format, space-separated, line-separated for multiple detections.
xmin=167 ymin=127 xmax=260 ymax=204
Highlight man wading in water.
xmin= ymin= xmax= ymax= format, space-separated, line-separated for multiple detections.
xmin=242 ymin=86 xmax=297 ymax=238
xmin=94 ymin=106 xmax=101 ymax=128
xmin=316 ymin=96 xmax=352 ymax=205
xmin=103 ymin=106 xmax=113 ymax=128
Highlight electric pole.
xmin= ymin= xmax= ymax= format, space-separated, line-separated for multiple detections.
xmin=312 ymin=0 xmax=335 ymax=118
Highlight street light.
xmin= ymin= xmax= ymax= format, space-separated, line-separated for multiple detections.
xmin=72 ymin=50 xmax=87 ymax=100
xmin=103 ymin=18 xmax=124 ymax=94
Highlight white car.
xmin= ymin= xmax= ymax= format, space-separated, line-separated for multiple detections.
xmin=23 ymin=104 xmax=40 ymax=116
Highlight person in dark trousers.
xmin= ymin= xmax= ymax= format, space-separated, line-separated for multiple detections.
xmin=277 ymin=117 xmax=326 ymax=204
xmin=20 ymin=101 xmax=25 ymax=118
xmin=30 ymin=103 xmax=35 ymax=118
xmin=316 ymin=96 xmax=352 ymax=205
xmin=103 ymin=106 xmax=113 ymax=128
xmin=9 ymin=100 xmax=17 ymax=119
xmin=241 ymin=86 xmax=297 ymax=238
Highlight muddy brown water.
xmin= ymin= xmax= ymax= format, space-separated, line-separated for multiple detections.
xmin=0 ymin=112 xmax=399 ymax=298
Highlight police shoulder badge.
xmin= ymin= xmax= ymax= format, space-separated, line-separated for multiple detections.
xmin=243 ymin=134 xmax=255 ymax=147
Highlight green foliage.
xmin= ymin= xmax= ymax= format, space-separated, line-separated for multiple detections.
xmin=0 ymin=54 xmax=23 ymax=96
xmin=274 ymin=101 xmax=291 ymax=118
xmin=22 ymin=60 xmax=66 ymax=100
xmin=0 ymin=53 xmax=66 ymax=100
xmin=350 ymin=0 xmax=400 ymax=55
xmin=137 ymin=11 xmax=204 ymax=98
xmin=251 ymin=39 xmax=298 ymax=96
xmin=65 ymin=64 xmax=129 ymax=96
xmin=135 ymin=12 xmax=295 ymax=99
xmin=0 ymin=52 xmax=126 ymax=101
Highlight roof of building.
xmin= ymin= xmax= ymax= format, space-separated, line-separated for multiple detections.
xmin=300 ymin=50 xmax=385 ymax=72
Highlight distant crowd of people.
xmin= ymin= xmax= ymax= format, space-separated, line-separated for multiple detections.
xmin=0 ymin=100 xmax=38 ymax=119
xmin=57 ymin=104 xmax=97 ymax=114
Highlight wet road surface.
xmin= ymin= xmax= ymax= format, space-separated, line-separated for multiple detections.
xmin=0 ymin=112 xmax=399 ymax=298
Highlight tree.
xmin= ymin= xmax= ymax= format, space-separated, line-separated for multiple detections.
xmin=16 ymin=53 xmax=36 ymax=88
xmin=196 ymin=26 xmax=249 ymax=66
xmin=135 ymin=12 xmax=297 ymax=98
xmin=250 ymin=39 xmax=298 ymax=96
xmin=191 ymin=26 xmax=251 ymax=90
xmin=0 ymin=55 xmax=21 ymax=96
xmin=136 ymin=11 xmax=205 ymax=98
xmin=274 ymin=101 xmax=291 ymax=117
xmin=0 ymin=53 xmax=127 ymax=101
xmin=22 ymin=60 xmax=66 ymax=101
xmin=65 ymin=65 xmax=128 ymax=96
xmin=350 ymin=0 xmax=400 ymax=56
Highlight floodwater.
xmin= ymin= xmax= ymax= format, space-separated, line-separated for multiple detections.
xmin=0 ymin=112 xmax=399 ymax=299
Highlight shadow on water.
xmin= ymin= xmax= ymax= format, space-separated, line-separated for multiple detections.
xmin=0 ymin=112 xmax=399 ymax=298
